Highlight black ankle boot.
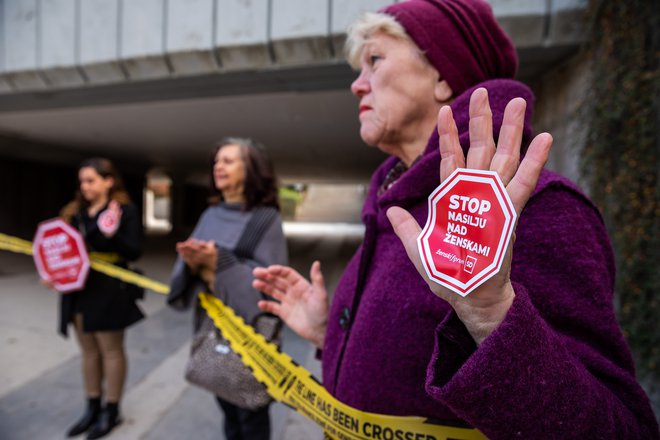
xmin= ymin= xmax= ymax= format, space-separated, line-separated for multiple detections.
xmin=67 ymin=397 xmax=101 ymax=437
xmin=87 ymin=402 xmax=122 ymax=439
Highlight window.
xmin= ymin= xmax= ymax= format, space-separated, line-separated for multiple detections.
xmin=143 ymin=170 xmax=172 ymax=234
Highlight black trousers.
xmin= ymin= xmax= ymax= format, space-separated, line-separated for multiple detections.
xmin=215 ymin=397 xmax=270 ymax=440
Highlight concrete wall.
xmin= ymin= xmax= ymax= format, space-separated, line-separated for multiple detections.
xmin=0 ymin=0 xmax=390 ymax=90
xmin=0 ymin=0 xmax=594 ymax=238
xmin=0 ymin=153 xmax=145 ymax=238
xmin=0 ymin=0 xmax=586 ymax=93
xmin=532 ymin=54 xmax=591 ymax=187
xmin=0 ymin=157 xmax=77 ymax=238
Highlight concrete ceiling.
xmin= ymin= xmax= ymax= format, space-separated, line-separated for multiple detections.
xmin=0 ymin=45 xmax=578 ymax=183
xmin=0 ymin=88 xmax=388 ymax=183
xmin=0 ymin=65 xmax=387 ymax=183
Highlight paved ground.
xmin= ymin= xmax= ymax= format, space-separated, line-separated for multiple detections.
xmin=0 ymin=234 xmax=360 ymax=440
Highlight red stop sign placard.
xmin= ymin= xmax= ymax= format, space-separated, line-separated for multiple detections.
xmin=417 ymin=169 xmax=516 ymax=297
xmin=33 ymin=218 xmax=90 ymax=293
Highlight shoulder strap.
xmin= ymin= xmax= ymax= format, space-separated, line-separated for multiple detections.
xmin=233 ymin=208 xmax=278 ymax=260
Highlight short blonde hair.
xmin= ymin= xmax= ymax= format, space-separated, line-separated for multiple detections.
xmin=345 ymin=12 xmax=420 ymax=69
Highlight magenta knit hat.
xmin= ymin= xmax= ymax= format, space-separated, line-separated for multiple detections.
xmin=381 ymin=0 xmax=518 ymax=96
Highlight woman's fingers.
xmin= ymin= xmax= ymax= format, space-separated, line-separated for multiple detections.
xmin=507 ymin=132 xmax=553 ymax=215
xmin=466 ymin=88 xmax=496 ymax=171
xmin=252 ymin=278 xmax=287 ymax=300
xmin=180 ymin=245 xmax=199 ymax=256
xmin=253 ymin=265 xmax=305 ymax=298
xmin=490 ymin=97 xmax=526 ymax=185
xmin=437 ymin=88 xmax=548 ymax=215
xmin=268 ymin=276 xmax=292 ymax=295
xmin=257 ymin=299 xmax=284 ymax=317
xmin=252 ymin=266 xmax=289 ymax=293
xmin=178 ymin=248 xmax=196 ymax=261
xmin=176 ymin=239 xmax=196 ymax=252
xmin=40 ymin=278 xmax=55 ymax=290
xmin=252 ymin=266 xmax=270 ymax=279
xmin=254 ymin=265 xmax=289 ymax=284
xmin=386 ymin=207 xmax=427 ymax=278
xmin=438 ymin=106 xmax=465 ymax=182
xmin=179 ymin=243 xmax=201 ymax=260
xmin=266 ymin=265 xmax=306 ymax=287
xmin=310 ymin=261 xmax=325 ymax=293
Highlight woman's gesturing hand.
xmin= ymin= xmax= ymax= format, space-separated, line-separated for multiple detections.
xmin=387 ymin=88 xmax=553 ymax=345
xmin=253 ymin=261 xmax=329 ymax=349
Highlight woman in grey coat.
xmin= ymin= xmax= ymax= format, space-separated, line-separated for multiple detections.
xmin=168 ymin=137 xmax=287 ymax=440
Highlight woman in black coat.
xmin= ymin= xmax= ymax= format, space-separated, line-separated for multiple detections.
xmin=49 ymin=157 xmax=143 ymax=439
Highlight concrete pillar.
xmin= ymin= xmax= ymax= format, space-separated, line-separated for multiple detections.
xmin=166 ymin=0 xmax=218 ymax=75
xmin=40 ymin=0 xmax=85 ymax=87
xmin=215 ymin=0 xmax=270 ymax=70
xmin=271 ymin=0 xmax=331 ymax=64
xmin=330 ymin=0 xmax=392 ymax=57
xmin=532 ymin=55 xmax=590 ymax=186
xmin=3 ymin=0 xmax=47 ymax=90
xmin=121 ymin=0 xmax=170 ymax=80
xmin=79 ymin=0 xmax=126 ymax=83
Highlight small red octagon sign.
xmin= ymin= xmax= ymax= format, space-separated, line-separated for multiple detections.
xmin=417 ymin=169 xmax=516 ymax=297
xmin=33 ymin=218 xmax=90 ymax=293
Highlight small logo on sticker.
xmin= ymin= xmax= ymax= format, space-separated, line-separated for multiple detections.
xmin=464 ymin=256 xmax=477 ymax=274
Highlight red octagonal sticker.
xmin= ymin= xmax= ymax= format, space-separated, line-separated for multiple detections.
xmin=33 ymin=218 xmax=90 ymax=293
xmin=417 ymin=169 xmax=516 ymax=297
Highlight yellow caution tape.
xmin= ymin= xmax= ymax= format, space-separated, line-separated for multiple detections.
xmin=0 ymin=233 xmax=167 ymax=293
xmin=199 ymin=292 xmax=486 ymax=440
xmin=0 ymin=232 xmax=486 ymax=440
xmin=0 ymin=233 xmax=34 ymax=255
xmin=89 ymin=252 xmax=121 ymax=263
xmin=0 ymin=241 xmax=34 ymax=256
xmin=88 ymin=258 xmax=170 ymax=295
xmin=0 ymin=235 xmax=116 ymax=263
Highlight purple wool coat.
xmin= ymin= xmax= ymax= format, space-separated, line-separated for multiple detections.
xmin=321 ymin=79 xmax=659 ymax=439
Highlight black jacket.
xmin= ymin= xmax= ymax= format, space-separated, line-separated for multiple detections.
xmin=59 ymin=202 xmax=144 ymax=336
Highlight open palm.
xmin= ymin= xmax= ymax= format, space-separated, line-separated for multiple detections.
xmin=253 ymin=261 xmax=329 ymax=349
xmin=387 ymin=88 xmax=552 ymax=344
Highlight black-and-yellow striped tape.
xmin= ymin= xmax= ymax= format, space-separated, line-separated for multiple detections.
xmin=0 ymin=232 xmax=486 ymax=440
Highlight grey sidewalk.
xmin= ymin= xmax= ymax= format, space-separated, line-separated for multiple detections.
xmin=0 ymin=234 xmax=359 ymax=440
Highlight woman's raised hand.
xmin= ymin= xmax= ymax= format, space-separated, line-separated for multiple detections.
xmin=387 ymin=88 xmax=552 ymax=344
xmin=253 ymin=261 xmax=329 ymax=349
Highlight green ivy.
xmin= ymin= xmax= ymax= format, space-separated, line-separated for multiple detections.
xmin=582 ymin=0 xmax=659 ymax=385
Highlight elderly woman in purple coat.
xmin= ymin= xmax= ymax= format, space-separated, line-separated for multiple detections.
xmin=253 ymin=1 xmax=658 ymax=438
